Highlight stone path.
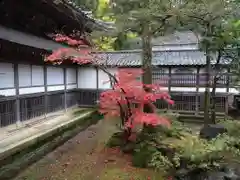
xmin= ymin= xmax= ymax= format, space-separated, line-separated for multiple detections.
xmin=14 ymin=119 xmax=163 ymax=180
xmin=14 ymin=119 xmax=116 ymax=180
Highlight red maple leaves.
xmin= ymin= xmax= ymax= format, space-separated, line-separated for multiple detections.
xmin=46 ymin=34 xmax=174 ymax=131
xmin=53 ymin=33 xmax=87 ymax=46
xmin=46 ymin=33 xmax=92 ymax=64
xmin=99 ymin=69 xmax=173 ymax=129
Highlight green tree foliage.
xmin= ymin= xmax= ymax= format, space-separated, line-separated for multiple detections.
xmin=74 ymin=0 xmax=117 ymax=50
xmin=92 ymin=32 xmax=117 ymax=51
xmin=111 ymin=0 xmax=183 ymax=85
xmin=74 ymin=0 xmax=99 ymax=13
xmin=179 ymin=0 xmax=240 ymax=123
xmin=227 ymin=20 xmax=240 ymax=86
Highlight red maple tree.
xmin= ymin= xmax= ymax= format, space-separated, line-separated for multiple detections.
xmin=46 ymin=34 xmax=174 ymax=138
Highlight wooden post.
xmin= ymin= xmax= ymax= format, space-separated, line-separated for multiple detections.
xmin=168 ymin=67 xmax=172 ymax=110
xmin=76 ymin=67 xmax=78 ymax=106
xmin=195 ymin=67 xmax=200 ymax=115
xmin=14 ymin=63 xmax=21 ymax=127
xmin=63 ymin=67 xmax=67 ymax=112
xmin=44 ymin=65 xmax=48 ymax=118
xmin=96 ymin=67 xmax=99 ymax=99
xmin=225 ymin=68 xmax=230 ymax=119
xmin=76 ymin=67 xmax=79 ymax=89
xmin=96 ymin=67 xmax=99 ymax=90
xmin=96 ymin=67 xmax=99 ymax=96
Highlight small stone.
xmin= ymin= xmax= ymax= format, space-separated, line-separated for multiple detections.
xmin=206 ymin=171 xmax=226 ymax=180
xmin=104 ymin=159 xmax=115 ymax=163
xmin=199 ymin=124 xmax=227 ymax=140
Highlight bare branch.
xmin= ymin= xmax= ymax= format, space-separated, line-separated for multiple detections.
xmin=152 ymin=15 xmax=173 ymax=35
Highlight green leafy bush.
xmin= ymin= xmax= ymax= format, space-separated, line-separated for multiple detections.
xmin=148 ymin=151 xmax=174 ymax=173
xmin=109 ymin=114 xmax=240 ymax=173
xmin=218 ymin=119 xmax=240 ymax=137
xmin=166 ymin=133 xmax=225 ymax=170
xmin=133 ymin=138 xmax=162 ymax=168
xmin=106 ymin=132 xmax=125 ymax=147
xmin=133 ymin=119 xmax=240 ymax=173
xmin=132 ymin=117 xmax=188 ymax=168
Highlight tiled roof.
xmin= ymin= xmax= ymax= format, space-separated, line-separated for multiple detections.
xmin=152 ymin=31 xmax=200 ymax=46
xmin=96 ymin=49 xmax=229 ymax=66
xmin=64 ymin=0 xmax=115 ymax=32
xmin=127 ymin=31 xmax=200 ymax=49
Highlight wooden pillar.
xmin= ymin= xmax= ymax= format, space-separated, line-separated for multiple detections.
xmin=63 ymin=67 xmax=67 ymax=111
xmin=76 ymin=67 xmax=79 ymax=106
xmin=225 ymin=68 xmax=230 ymax=119
xmin=14 ymin=63 xmax=21 ymax=127
xmin=76 ymin=67 xmax=79 ymax=89
xmin=96 ymin=67 xmax=99 ymax=96
xmin=95 ymin=67 xmax=99 ymax=106
xmin=44 ymin=65 xmax=48 ymax=118
xmin=168 ymin=67 xmax=172 ymax=110
xmin=195 ymin=67 xmax=200 ymax=115
xmin=96 ymin=67 xmax=99 ymax=90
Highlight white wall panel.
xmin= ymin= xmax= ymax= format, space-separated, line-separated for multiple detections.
xmin=19 ymin=87 xmax=44 ymax=95
xmin=47 ymin=66 xmax=64 ymax=85
xmin=0 ymin=88 xmax=16 ymax=96
xmin=67 ymin=84 xmax=77 ymax=90
xmin=171 ymin=87 xmax=197 ymax=92
xmin=78 ymin=67 xmax=97 ymax=89
xmin=98 ymin=68 xmax=117 ymax=89
xmin=0 ymin=63 xmax=14 ymax=88
xmin=47 ymin=85 xmax=64 ymax=91
xmin=198 ymin=88 xmax=228 ymax=93
xmin=32 ymin=65 xmax=44 ymax=86
xmin=18 ymin=64 xmax=31 ymax=87
xmin=67 ymin=68 xmax=77 ymax=84
xmin=229 ymin=88 xmax=239 ymax=94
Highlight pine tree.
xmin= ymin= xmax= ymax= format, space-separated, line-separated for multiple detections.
xmin=110 ymin=0 xmax=184 ymax=86
xmin=180 ymin=0 xmax=240 ymax=123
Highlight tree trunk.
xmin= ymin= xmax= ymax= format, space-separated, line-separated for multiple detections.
xmin=142 ymin=24 xmax=152 ymax=86
xmin=141 ymin=24 xmax=153 ymax=114
xmin=210 ymin=50 xmax=222 ymax=124
xmin=210 ymin=76 xmax=217 ymax=124
xmin=141 ymin=23 xmax=156 ymax=133
xmin=204 ymin=46 xmax=211 ymax=124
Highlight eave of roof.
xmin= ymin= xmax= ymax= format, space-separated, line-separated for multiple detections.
xmin=0 ymin=25 xmax=65 ymax=51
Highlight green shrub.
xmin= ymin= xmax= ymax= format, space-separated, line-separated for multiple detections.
xmin=106 ymin=132 xmax=125 ymax=147
xmin=133 ymin=125 xmax=164 ymax=168
xmin=131 ymin=115 xmax=240 ymax=172
xmin=132 ymin=117 xmax=191 ymax=169
xmin=148 ymin=151 xmax=175 ymax=173
xmin=166 ymin=133 xmax=240 ymax=170
xmin=135 ymin=123 xmax=240 ymax=172
xmin=168 ymin=134 xmax=225 ymax=170
xmin=218 ymin=119 xmax=240 ymax=137
xmin=133 ymin=141 xmax=159 ymax=168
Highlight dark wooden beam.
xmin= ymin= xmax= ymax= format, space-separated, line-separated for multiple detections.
xmin=19 ymin=0 xmax=85 ymax=35
xmin=0 ymin=0 xmax=89 ymax=38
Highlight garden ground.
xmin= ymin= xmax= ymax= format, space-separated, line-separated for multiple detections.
xmin=14 ymin=118 xmax=164 ymax=180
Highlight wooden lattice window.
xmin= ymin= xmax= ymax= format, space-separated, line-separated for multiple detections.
xmin=172 ymin=67 xmax=196 ymax=85
xmin=152 ymin=68 xmax=168 ymax=85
